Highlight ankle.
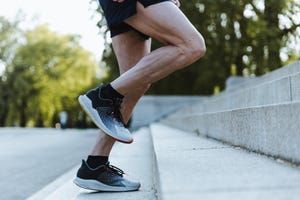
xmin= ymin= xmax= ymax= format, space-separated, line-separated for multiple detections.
xmin=86 ymin=155 xmax=108 ymax=168
xmin=100 ymin=83 xmax=123 ymax=99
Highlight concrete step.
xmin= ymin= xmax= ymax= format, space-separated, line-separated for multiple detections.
xmin=27 ymin=127 xmax=157 ymax=200
xmin=226 ymin=61 xmax=300 ymax=92
xmin=170 ymin=70 xmax=300 ymax=117
xmin=131 ymin=95 xmax=206 ymax=130
xmin=162 ymin=101 xmax=300 ymax=164
xmin=150 ymin=123 xmax=300 ymax=200
xmin=163 ymin=62 xmax=300 ymax=164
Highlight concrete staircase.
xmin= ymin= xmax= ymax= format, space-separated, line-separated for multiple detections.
xmin=26 ymin=61 xmax=300 ymax=200
xmin=150 ymin=124 xmax=300 ymax=200
xmin=26 ymin=123 xmax=300 ymax=200
xmin=162 ymin=61 xmax=300 ymax=163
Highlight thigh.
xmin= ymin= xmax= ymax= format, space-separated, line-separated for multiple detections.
xmin=125 ymin=1 xmax=202 ymax=45
xmin=112 ymin=30 xmax=151 ymax=74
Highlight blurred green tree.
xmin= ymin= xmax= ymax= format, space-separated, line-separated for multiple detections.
xmin=2 ymin=24 xmax=102 ymax=127
xmin=92 ymin=0 xmax=300 ymax=94
xmin=0 ymin=17 xmax=21 ymax=126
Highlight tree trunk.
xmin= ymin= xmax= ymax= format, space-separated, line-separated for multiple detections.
xmin=36 ymin=111 xmax=44 ymax=127
xmin=20 ymin=99 xmax=27 ymax=127
xmin=0 ymin=110 xmax=8 ymax=127
xmin=264 ymin=0 xmax=283 ymax=71
xmin=0 ymin=97 xmax=9 ymax=127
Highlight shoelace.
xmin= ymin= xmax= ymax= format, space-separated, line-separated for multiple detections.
xmin=106 ymin=162 xmax=125 ymax=177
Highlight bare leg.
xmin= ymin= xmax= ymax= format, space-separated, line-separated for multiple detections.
xmin=90 ymin=1 xmax=205 ymax=155
xmin=111 ymin=1 xmax=206 ymax=95
xmin=90 ymin=30 xmax=151 ymax=156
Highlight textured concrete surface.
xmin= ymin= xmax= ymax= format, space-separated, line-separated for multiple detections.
xmin=150 ymin=123 xmax=300 ymax=200
xmin=226 ymin=61 xmax=300 ymax=92
xmin=162 ymin=102 xmax=300 ymax=163
xmin=27 ymin=127 xmax=157 ymax=200
xmin=0 ymin=128 xmax=96 ymax=200
xmin=207 ymin=75 xmax=291 ymax=111
xmin=172 ymin=72 xmax=300 ymax=116
xmin=155 ymin=62 xmax=300 ymax=120
xmin=131 ymin=95 xmax=205 ymax=129
xmin=291 ymin=72 xmax=300 ymax=101
xmin=225 ymin=76 xmax=256 ymax=90
xmin=163 ymin=62 xmax=300 ymax=163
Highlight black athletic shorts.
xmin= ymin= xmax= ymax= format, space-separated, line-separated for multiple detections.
xmin=98 ymin=0 xmax=171 ymax=39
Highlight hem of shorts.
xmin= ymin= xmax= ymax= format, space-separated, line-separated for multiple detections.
xmin=109 ymin=9 xmax=137 ymax=38
xmin=110 ymin=24 xmax=150 ymax=39
xmin=109 ymin=0 xmax=172 ymax=38
xmin=110 ymin=27 xmax=131 ymax=38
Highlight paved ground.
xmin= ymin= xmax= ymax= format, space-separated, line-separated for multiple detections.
xmin=0 ymin=128 xmax=97 ymax=200
xmin=27 ymin=127 xmax=156 ymax=200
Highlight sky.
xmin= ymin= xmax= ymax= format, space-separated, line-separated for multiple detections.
xmin=0 ymin=0 xmax=104 ymax=60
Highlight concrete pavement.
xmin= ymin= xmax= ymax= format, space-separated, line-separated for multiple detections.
xmin=0 ymin=128 xmax=97 ymax=200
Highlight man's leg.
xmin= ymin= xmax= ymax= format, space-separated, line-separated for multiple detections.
xmin=78 ymin=1 xmax=205 ymax=143
xmin=111 ymin=1 xmax=206 ymax=95
xmin=90 ymin=29 xmax=151 ymax=156
xmin=74 ymin=30 xmax=151 ymax=192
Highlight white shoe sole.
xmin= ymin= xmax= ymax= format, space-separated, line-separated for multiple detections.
xmin=78 ymin=95 xmax=133 ymax=143
xmin=73 ymin=177 xmax=140 ymax=192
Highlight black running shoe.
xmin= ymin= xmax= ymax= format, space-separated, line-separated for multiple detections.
xmin=73 ymin=160 xmax=140 ymax=192
xmin=78 ymin=85 xmax=133 ymax=143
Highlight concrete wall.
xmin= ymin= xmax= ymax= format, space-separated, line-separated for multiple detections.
xmin=130 ymin=96 xmax=206 ymax=130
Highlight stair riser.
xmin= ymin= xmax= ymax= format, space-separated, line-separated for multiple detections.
xmin=227 ymin=61 xmax=300 ymax=92
xmin=162 ymin=102 xmax=300 ymax=163
xmin=169 ymin=71 xmax=300 ymax=117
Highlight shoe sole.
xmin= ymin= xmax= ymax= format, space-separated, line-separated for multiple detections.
xmin=73 ymin=177 xmax=140 ymax=192
xmin=78 ymin=95 xmax=133 ymax=144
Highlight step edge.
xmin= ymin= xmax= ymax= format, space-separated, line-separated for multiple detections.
xmin=26 ymin=165 xmax=79 ymax=200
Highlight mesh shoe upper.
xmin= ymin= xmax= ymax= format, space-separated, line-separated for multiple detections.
xmin=80 ymin=84 xmax=132 ymax=143
xmin=86 ymin=86 xmax=125 ymax=124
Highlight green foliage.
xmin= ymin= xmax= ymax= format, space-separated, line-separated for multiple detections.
xmin=1 ymin=22 xmax=102 ymax=127
xmin=94 ymin=0 xmax=300 ymax=94
xmin=0 ymin=17 xmax=21 ymax=126
xmin=0 ymin=16 xmax=20 ymax=62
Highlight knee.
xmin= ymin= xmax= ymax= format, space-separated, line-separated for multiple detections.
xmin=192 ymin=34 xmax=206 ymax=59
xmin=182 ymin=33 xmax=206 ymax=61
